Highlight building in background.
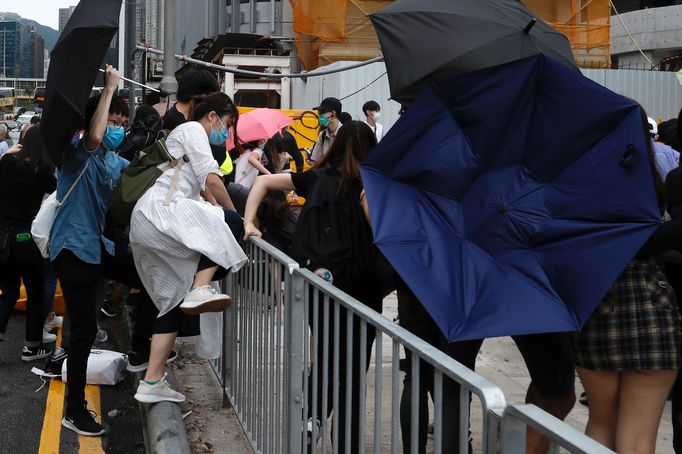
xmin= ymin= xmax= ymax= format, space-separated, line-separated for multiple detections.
xmin=0 ymin=22 xmax=43 ymax=78
xmin=58 ymin=6 xmax=76 ymax=32
xmin=610 ymin=0 xmax=682 ymax=70
xmin=30 ymin=27 xmax=44 ymax=78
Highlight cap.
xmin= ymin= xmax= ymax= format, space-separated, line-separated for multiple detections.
xmin=648 ymin=116 xmax=658 ymax=136
xmin=314 ymin=97 xmax=342 ymax=116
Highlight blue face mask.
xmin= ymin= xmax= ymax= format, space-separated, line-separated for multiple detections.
xmin=209 ymin=116 xmax=230 ymax=146
xmin=319 ymin=114 xmax=330 ymax=128
xmin=102 ymin=125 xmax=125 ymax=150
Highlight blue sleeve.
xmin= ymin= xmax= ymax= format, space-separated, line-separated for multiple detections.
xmin=118 ymin=155 xmax=130 ymax=171
xmin=64 ymin=138 xmax=98 ymax=163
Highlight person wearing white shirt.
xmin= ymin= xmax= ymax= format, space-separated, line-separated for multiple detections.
xmin=362 ymin=100 xmax=383 ymax=142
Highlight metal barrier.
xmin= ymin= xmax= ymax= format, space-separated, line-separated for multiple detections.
xmin=210 ymin=237 xmax=619 ymax=453
xmin=212 ymin=237 xmax=509 ymax=453
xmin=499 ymin=404 xmax=615 ymax=454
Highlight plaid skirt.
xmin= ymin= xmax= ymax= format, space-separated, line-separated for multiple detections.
xmin=572 ymin=258 xmax=682 ymax=371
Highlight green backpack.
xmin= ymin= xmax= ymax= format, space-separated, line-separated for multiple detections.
xmin=110 ymin=134 xmax=188 ymax=226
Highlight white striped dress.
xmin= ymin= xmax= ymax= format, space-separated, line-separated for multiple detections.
xmin=130 ymin=121 xmax=247 ymax=316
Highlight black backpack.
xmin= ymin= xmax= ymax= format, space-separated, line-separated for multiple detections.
xmin=291 ymin=168 xmax=375 ymax=284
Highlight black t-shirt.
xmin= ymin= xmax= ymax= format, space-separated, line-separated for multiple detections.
xmin=162 ymin=105 xmax=187 ymax=131
xmin=0 ymin=155 xmax=56 ymax=227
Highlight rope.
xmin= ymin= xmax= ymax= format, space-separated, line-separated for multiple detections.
xmin=137 ymin=44 xmax=384 ymax=79
xmin=339 ymin=71 xmax=387 ymax=101
xmin=610 ymin=0 xmax=658 ymax=70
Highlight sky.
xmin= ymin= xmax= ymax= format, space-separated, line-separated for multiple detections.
xmin=0 ymin=0 xmax=81 ymax=30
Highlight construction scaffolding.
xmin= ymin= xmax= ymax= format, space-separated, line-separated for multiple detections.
xmin=523 ymin=0 xmax=612 ymax=69
xmin=290 ymin=0 xmax=390 ymax=70
xmin=290 ymin=0 xmax=611 ymax=70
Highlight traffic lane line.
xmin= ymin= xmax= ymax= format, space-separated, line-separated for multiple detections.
xmin=80 ymin=384 xmax=105 ymax=454
xmin=38 ymin=328 xmax=105 ymax=454
xmin=39 ymin=328 xmax=64 ymax=454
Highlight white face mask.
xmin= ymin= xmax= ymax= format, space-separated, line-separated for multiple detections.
xmin=373 ymin=111 xmax=381 ymax=120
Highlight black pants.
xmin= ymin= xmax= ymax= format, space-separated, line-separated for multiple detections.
xmin=0 ymin=229 xmax=45 ymax=347
xmin=306 ymin=279 xmax=381 ymax=453
xmin=53 ymin=249 xmax=101 ymax=412
xmin=396 ymin=278 xmax=479 ymax=454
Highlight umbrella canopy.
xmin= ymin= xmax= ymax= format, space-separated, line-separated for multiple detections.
xmin=227 ymin=108 xmax=294 ymax=149
xmin=360 ymin=54 xmax=661 ymax=342
xmin=370 ymin=0 xmax=577 ymax=103
xmin=41 ymin=0 xmax=122 ymax=165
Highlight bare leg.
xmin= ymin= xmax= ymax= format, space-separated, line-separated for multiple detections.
xmin=193 ymin=266 xmax=218 ymax=288
xmin=576 ymin=367 xmax=620 ymax=450
xmin=616 ymin=370 xmax=677 ymax=454
xmin=524 ymin=382 xmax=576 ymax=454
xmin=144 ymin=332 xmax=177 ymax=381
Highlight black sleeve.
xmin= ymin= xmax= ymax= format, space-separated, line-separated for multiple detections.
xmin=290 ymin=169 xmax=320 ymax=197
xmin=667 ymin=167 xmax=682 ymax=219
xmin=637 ymin=219 xmax=682 ymax=258
xmin=42 ymin=168 xmax=57 ymax=194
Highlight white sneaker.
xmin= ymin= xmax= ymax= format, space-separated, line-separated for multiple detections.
xmin=179 ymin=285 xmax=232 ymax=315
xmin=43 ymin=330 xmax=57 ymax=343
xmin=134 ymin=374 xmax=185 ymax=403
xmin=43 ymin=313 xmax=63 ymax=332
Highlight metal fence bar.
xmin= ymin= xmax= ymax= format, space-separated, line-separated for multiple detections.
xmin=219 ymin=238 xmax=612 ymax=454
xmin=500 ymin=404 xmax=616 ymax=454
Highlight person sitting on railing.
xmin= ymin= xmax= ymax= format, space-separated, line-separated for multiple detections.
xmin=243 ymin=120 xmax=383 ymax=453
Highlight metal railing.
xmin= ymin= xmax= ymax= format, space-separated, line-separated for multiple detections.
xmin=500 ymin=405 xmax=615 ymax=454
xmin=211 ymin=237 xmax=614 ymax=453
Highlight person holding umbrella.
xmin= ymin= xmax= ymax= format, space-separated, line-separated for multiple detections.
xmin=49 ymin=65 xmax=129 ymax=436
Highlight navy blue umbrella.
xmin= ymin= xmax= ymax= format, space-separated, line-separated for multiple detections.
xmin=360 ymin=54 xmax=661 ymax=342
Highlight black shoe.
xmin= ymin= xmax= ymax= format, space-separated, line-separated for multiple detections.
xmin=100 ymin=300 xmax=117 ymax=318
xmin=43 ymin=347 xmax=68 ymax=375
xmin=62 ymin=406 xmax=106 ymax=436
xmin=126 ymin=349 xmax=178 ymax=373
xmin=579 ymin=392 xmax=588 ymax=406
xmin=22 ymin=345 xmax=53 ymax=362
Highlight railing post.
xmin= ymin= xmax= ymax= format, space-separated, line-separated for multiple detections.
xmin=285 ymin=270 xmax=305 ymax=453
xmin=499 ymin=411 xmax=527 ymax=454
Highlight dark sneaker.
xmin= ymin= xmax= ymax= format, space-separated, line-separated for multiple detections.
xmin=22 ymin=345 xmax=53 ymax=362
xmin=62 ymin=406 xmax=106 ymax=436
xmin=579 ymin=392 xmax=588 ymax=406
xmin=43 ymin=347 xmax=68 ymax=375
xmin=126 ymin=350 xmax=178 ymax=373
xmin=94 ymin=326 xmax=108 ymax=344
xmin=100 ymin=300 xmax=117 ymax=318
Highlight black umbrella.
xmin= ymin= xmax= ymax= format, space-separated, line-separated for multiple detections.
xmin=41 ymin=0 xmax=122 ymax=165
xmin=370 ymin=0 xmax=577 ymax=103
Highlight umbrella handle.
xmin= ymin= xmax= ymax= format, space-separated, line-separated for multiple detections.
xmin=619 ymin=144 xmax=637 ymax=169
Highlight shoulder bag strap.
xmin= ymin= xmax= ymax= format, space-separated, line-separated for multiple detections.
xmin=56 ymin=159 xmax=89 ymax=207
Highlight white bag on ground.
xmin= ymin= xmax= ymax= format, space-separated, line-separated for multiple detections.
xmin=61 ymin=349 xmax=127 ymax=385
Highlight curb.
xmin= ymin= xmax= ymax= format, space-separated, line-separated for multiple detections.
xmin=137 ymin=365 xmax=191 ymax=454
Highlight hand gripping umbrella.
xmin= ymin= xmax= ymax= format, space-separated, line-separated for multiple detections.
xmin=360 ymin=54 xmax=661 ymax=342
xmin=41 ymin=0 xmax=122 ymax=166
xmin=370 ymin=0 xmax=577 ymax=104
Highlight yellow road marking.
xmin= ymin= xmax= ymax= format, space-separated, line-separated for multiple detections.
xmin=38 ymin=327 xmax=105 ymax=454
xmin=80 ymin=384 xmax=105 ymax=453
xmin=39 ymin=328 xmax=64 ymax=454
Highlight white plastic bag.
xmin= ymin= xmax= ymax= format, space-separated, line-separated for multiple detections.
xmin=31 ymin=191 xmax=59 ymax=259
xmin=196 ymin=311 xmax=223 ymax=360
xmin=61 ymin=349 xmax=127 ymax=385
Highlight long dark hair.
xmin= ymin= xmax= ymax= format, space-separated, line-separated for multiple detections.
xmin=193 ymin=92 xmax=241 ymax=151
xmin=16 ymin=125 xmax=54 ymax=172
xmin=315 ymin=120 xmax=377 ymax=187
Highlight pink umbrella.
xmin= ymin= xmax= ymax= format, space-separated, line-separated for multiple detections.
xmin=226 ymin=108 xmax=294 ymax=149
